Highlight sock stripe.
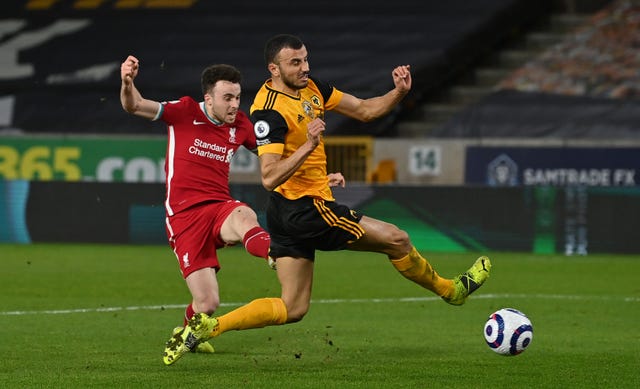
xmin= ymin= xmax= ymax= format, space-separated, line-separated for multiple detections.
xmin=243 ymin=230 xmax=268 ymax=248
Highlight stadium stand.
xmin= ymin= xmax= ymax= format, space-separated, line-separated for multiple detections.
xmin=0 ymin=0 xmax=549 ymax=136
xmin=432 ymin=0 xmax=640 ymax=139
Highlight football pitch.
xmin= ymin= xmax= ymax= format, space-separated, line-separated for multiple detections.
xmin=1 ymin=243 xmax=638 ymax=388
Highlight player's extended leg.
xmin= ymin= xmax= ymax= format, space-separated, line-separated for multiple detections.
xmin=348 ymin=216 xmax=491 ymax=305
xmin=162 ymin=268 xmax=219 ymax=365
xmin=395 ymin=247 xmax=491 ymax=305
xmin=197 ymin=255 xmax=312 ymax=340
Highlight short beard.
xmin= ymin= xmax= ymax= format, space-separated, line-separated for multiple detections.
xmin=283 ymin=75 xmax=307 ymax=91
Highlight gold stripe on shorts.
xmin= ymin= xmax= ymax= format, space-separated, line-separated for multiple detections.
xmin=313 ymin=199 xmax=365 ymax=238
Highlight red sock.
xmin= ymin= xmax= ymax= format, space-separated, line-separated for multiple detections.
xmin=243 ymin=226 xmax=270 ymax=259
xmin=183 ymin=303 xmax=195 ymax=326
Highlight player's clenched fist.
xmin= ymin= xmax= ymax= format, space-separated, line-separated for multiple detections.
xmin=392 ymin=64 xmax=412 ymax=93
xmin=306 ymin=118 xmax=325 ymax=146
xmin=121 ymin=55 xmax=139 ymax=85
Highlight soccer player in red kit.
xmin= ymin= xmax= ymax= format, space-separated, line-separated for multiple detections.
xmin=120 ymin=55 xmax=271 ymax=363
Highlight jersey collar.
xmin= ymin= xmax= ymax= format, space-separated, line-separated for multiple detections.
xmin=199 ymin=102 xmax=224 ymax=125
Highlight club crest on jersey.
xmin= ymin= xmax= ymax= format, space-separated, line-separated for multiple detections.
xmin=302 ymin=100 xmax=314 ymax=119
xmin=254 ymin=120 xmax=270 ymax=138
xmin=311 ymin=95 xmax=321 ymax=106
xmin=229 ymin=127 xmax=237 ymax=143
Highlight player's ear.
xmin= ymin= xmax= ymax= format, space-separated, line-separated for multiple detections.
xmin=268 ymin=63 xmax=279 ymax=77
xmin=204 ymin=93 xmax=212 ymax=105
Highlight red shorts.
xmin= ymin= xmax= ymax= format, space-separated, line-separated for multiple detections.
xmin=165 ymin=200 xmax=247 ymax=278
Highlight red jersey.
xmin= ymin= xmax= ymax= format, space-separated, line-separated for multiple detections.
xmin=157 ymin=96 xmax=257 ymax=216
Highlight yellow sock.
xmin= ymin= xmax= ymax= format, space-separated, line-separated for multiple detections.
xmin=211 ymin=297 xmax=287 ymax=337
xmin=390 ymin=247 xmax=453 ymax=297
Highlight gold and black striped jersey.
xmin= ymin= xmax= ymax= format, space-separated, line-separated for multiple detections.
xmin=250 ymin=76 xmax=343 ymax=201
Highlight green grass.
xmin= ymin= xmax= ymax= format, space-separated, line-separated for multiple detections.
xmin=1 ymin=243 xmax=639 ymax=388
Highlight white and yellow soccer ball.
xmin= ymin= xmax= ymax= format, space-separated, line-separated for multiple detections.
xmin=484 ymin=308 xmax=533 ymax=356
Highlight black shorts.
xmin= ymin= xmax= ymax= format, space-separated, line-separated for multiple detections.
xmin=266 ymin=191 xmax=365 ymax=260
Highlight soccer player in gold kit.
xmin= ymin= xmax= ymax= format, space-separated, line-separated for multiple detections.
xmin=163 ymin=34 xmax=491 ymax=365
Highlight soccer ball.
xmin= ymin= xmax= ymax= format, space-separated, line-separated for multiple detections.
xmin=484 ymin=308 xmax=533 ymax=356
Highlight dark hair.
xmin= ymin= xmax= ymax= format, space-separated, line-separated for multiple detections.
xmin=264 ymin=34 xmax=304 ymax=65
xmin=201 ymin=64 xmax=242 ymax=95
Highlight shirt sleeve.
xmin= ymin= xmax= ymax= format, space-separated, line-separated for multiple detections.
xmin=251 ymin=109 xmax=287 ymax=156
xmin=151 ymin=102 xmax=163 ymax=121
xmin=158 ymin=97 xmax=189 ymax=124
xmin=309 ymin=76 xmax=343 ymax=110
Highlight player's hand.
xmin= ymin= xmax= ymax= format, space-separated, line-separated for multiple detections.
xmin=392 ymin=65 xmax=412 ymax=94
xmin=327 ymin=172 xmax=346 ymax=188
xmin=121 ymin=55 xmax=139 ymax=85
xmin=306 ymin=118 xmax=325 ymax=147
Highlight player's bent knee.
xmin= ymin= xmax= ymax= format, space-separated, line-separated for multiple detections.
xmin=388 ymin=226 xmax=410 ymax=247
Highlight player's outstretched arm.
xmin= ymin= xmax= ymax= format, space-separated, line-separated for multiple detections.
xmin=333 ymin=65 xmax=412 ymax=123
xmin=120 ymin=55 xmax=160 ymax=120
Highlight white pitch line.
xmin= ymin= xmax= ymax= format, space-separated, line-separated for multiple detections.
xmin=0 ymin=293 xmax=637 ymax=316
